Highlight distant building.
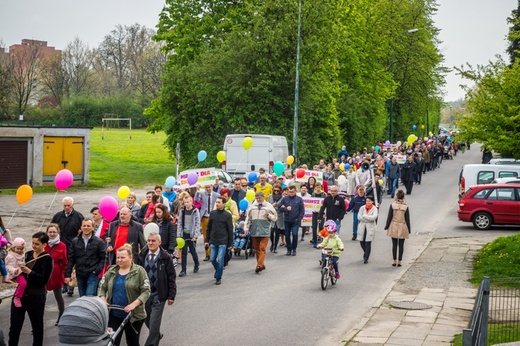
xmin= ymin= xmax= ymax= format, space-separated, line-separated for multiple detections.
xmin=8 ymin=39 xmax=61 ymax=61
xmin=7 ymin=39 xmax=62 ymax=106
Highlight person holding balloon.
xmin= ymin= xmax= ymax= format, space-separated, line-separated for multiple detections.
xmin=196 ymin=185 xmax=221 ymax=262
xmin=44 ymin=223 xmax=68 ymax=326
xmin=106 ymin=207 xmax=146 ymax=265
xmin=177 ymin=196 xmax=201 ymax=277
xmin=51 ymin=196 xmax=84 ymax=297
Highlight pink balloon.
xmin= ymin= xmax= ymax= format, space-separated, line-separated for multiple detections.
xmin=187 ymin=172 xmax=199 ymax=186
xmin=99 ymin=196 xmax=119 ymax=221
xmin=54 ymin=169 xmax=74 ymax=190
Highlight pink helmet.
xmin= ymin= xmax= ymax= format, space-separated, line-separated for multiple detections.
xmin=325 ymin=220 xmax=337 ymax=233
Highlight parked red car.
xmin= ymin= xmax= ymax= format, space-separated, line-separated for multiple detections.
xmin=458 ymin=183 xmax=520 ymax=230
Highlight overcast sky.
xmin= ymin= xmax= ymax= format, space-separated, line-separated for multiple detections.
xmin=0 ymin=0 xmax=516 ymax=102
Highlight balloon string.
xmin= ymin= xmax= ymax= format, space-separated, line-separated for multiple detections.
xmin=235 ymin=150 xmax=247 ymax=174
xmin=39 ymin=191 xmax=59 ymax=231
xmin=6 ymin=205 xmax=20 ymax=227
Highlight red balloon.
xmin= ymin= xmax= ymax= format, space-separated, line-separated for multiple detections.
xmin=296 ymin=169 xmax=305 ymax=179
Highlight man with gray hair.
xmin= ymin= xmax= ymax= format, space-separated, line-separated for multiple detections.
xmin=245 ymin=192 xmax=277 ymax=273
xmin=138 ymin=232 xmax=176 ymax=345
xmin=51 ymin=196 xmax=84 ymax=296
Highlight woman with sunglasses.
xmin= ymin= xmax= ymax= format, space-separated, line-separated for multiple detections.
xmin=267 ymin=183 xmax=284 ymax=253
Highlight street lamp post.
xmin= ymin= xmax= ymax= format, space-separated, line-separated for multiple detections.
xmin=388 ymin=28 xmax=418 ymax=143
xmin=293 ymin=0 xmax=302 ymax=162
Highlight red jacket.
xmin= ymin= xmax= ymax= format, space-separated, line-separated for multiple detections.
xmin=45 ymin=241 xmax=68 ymax=291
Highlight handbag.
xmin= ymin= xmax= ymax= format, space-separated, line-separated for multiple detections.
xmin=70 ymin=268 xmax=78 ymax=287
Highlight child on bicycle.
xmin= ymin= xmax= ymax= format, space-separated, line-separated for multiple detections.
xmin=317 ymin=220 xmax=344 ymax=279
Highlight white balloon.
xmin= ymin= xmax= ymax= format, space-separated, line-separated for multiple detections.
xmin=337 ymin=175 xmax=347 ymax=186
xmin=144 ymin=222 xmax=159 ymax=239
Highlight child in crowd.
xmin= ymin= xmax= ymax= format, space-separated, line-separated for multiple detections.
xmin=233 ymin=221 xmax=248 ymax=255
xmin=5 ymin=238 xmax=27 ymax=307
xmin=317 ymin=220 xmax=344 ymax=279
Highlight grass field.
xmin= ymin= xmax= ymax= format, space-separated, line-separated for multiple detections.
xmin=88 ymin=127 xmax=175 ymax=188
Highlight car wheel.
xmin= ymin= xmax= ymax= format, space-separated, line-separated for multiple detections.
xmin=472 ymin=212 xmax=492 ymax=230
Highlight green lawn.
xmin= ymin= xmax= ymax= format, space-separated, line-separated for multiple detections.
xmin=88 ymin=127 xmax=175 ymax=188
xmin=470 ymin=233 xmax=520 ymax=286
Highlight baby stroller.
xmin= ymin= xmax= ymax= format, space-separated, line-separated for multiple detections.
xmin=58 ymin=296 xmax=130 ymax=346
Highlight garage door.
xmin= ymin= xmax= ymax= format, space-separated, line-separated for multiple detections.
xmin=0 ymin=140 xmax=28 ymax=189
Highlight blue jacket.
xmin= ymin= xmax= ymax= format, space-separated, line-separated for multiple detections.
xmin=277 ymin=195 xmax=305 ymax=223
xmin=346 ymin=195 xmax=366 ymax=214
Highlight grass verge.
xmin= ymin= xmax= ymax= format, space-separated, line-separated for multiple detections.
xmin=470 ymin=233 xmax=520 ymax=287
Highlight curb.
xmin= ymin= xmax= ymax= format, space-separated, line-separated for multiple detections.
xmin=342 ymin=235 xmax=435 ymax=343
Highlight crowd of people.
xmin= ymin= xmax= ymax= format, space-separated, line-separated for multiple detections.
xmin=0 ymin=130 xmax=463 ymax=345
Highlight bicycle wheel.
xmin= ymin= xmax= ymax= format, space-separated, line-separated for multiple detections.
xmin=330 ymin=266 xmax=337 ymax=285
xmin=321 ymin=268 xmax=329 ymax=290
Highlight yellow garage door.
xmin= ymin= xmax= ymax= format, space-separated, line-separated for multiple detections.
xmin=43 ymin=137 xmax=83 ymax=179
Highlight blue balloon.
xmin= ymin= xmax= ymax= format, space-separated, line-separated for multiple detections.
xmin=239 ymin=198 xmax=249 ymax=211
xmin=248 ymin=172 xmax=258 ymax=183
xmin=197 ymin=150 xmax=207 ymax=162
xmin=412 ymin=125 xmax=417 ymax=130
xmin=344 ymin=163 xmax=351 ymax=170
xmin=165 ymin=176 xmax=176 ymax=188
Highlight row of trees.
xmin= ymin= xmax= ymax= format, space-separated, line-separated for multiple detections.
xmin=0 ymin=24 xmax=164 ymax=126
xmin=146 ymin=0 xmax=445 ymax=166
xmin=455 ymin=3 xmax=520 ymax=159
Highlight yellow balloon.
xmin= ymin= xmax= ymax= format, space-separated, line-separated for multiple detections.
xmin=339 ymin=163 xmax=345 ymax=171
xmin=287 ymin=155 xmax=295 ymax=165
xmin=246 ymin=189 xmax=255 ymax=202
xmin=217 ymin=151 xmax=226 ymax=163
xmin=117 ymin=185 xmax=130 ymax=199
xmin=16 ymin=184 xmax=33 ymax=204
xmin=379 ymin=179 xmax=384 ymax=185
xmin=243 ymin=137 xmax=253 ymax=150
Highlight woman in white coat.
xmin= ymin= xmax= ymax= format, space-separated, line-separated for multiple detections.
xmin=357 ymin=196 xmax=378 ymax=263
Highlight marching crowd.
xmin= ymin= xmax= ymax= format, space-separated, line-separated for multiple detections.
xmin=0 ymin=131 xmax=463 ymax=346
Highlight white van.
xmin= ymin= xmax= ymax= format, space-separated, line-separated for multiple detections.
xmin=222 ymin=134 xmax=289 ymax=177
xmin=459 ymin=164 xmax=520 ymax=198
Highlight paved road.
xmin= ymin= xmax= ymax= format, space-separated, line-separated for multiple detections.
xmin=1 ymin=144 xmax=506 ymax=346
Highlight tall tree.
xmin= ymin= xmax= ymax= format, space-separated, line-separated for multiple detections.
xmin=0 ymin=42 xmax=13 ymax=119
xmin=62 ymin=37 xmax=94 ymax=98
xmin=456 ymin=58 xmax=520 ymax=158
xmin=10 ymin=45 xmax=40 ymax=115
xmin=507 ymin=1 xmax=520 ymax=65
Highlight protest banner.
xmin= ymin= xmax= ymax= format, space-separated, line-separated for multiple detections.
xmin=394 ymin=155 xmax=406 ymax=164
xmin=179 ymin=167 xmax=217 ymax=188
xmin=296 ymin=170 xmax=323 ymax=183
xmin=300 ymin=197 xmax=323 ymax=226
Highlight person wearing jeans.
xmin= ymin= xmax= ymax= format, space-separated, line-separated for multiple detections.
xmin=65 ymin=219 xmax=106 ymax=297
xmin=346 ymin=187 xmax=367 ymax=240
xmin=205 ymin=197 xmax=234 ymax=285
xmin=277 ymin=186 xmax=305 ymax=256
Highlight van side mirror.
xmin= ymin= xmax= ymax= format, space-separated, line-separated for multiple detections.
xmin=251 ymin=165 xmax=255 ymax=171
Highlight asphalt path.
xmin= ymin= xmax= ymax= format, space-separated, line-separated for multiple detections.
xmin=1 ymin=143 xmax=508 ymax=346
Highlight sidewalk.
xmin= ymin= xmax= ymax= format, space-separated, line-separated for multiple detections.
xmin=343 ymin=236 xmax=496 ymax=346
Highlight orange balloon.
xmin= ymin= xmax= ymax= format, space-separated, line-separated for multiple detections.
xmin=16 ymin=184 xmax=33 ymax=204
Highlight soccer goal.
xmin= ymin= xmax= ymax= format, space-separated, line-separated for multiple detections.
xmin=101 ymin=116 xmax=132 ymax=139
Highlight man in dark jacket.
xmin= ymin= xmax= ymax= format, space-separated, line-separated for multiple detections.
xmin=138 ymin=232 xmax=176 ymax=345
xmin=277 ymin=185 xmax=305 ymax=256
xmin=107 ymin=207 xmax=146 ymax=264
xmin=386 ymin=157 xmax=400 ymax=198
xmin=318 ymin=185 xmax=346 ymax=235
xmin=51 ymin=196 xmax=84 ymax=296
xmin=346 ymin=186 xmax=367 ymax=240
xmin=205 ymin=196 xmax=234 ymax=285
xmin=65 ymin=218 xmax=106 ymax=297
xmin=400 ymin=155 xmax=417 ymax=195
